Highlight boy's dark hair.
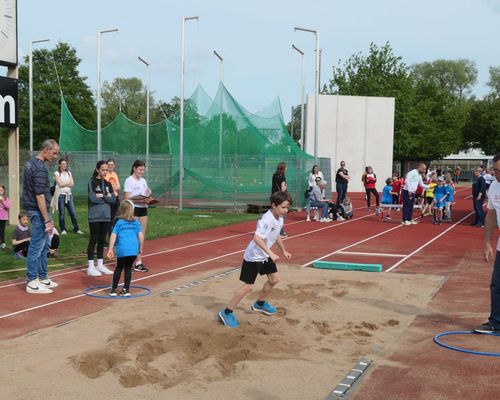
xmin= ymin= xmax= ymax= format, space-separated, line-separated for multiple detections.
xmin=493 ymin=153 xmax=500 ymax=163
xmin=270 ymin=191 xmax=292 ymax=206
xmin=385 ymin=178 xmax=392 ymax=185
xmin=18 ymin=212 xmax=27 ymax=220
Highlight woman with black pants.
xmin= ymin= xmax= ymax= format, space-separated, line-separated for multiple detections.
xmin=362 ymin=166 xmax=380 ymax=212
xmin=87 ymin=160 xmax=116 ymax=277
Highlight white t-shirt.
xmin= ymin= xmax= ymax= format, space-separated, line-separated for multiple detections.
xmin=308 ymin=172 xmax=324 ymax=187
xmin=54 ymin=171 xmax=72 ymax=195
xmin=243 ymin=210 xmax=283 ymax=262
xmin=487 ymin=179 xmax=500 ymax=251
xmin=124 ymin=176 xmax=149 ymax=209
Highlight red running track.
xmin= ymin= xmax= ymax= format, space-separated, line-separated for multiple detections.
xmin=1 ymin=186 xmax=498 ymax=400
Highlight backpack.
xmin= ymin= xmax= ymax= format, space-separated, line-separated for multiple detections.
xmin=304 ymin=186 xmax=313 ymax=199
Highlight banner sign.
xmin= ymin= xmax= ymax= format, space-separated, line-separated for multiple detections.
xmin=0 ymin=76 xmax=18 ymax=128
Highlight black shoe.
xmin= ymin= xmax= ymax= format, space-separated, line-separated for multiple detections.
xmin=109 ymin=288 xmax=118 ymax=297
xmin=134 ymin=263 xmax=149 ymax=273
xmin=119 ymin=288 xmax=131 ymax=297
xmin=474 ymin=322 xmax=499 ymax=334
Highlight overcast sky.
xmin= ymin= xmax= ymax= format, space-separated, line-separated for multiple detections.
xmin=7 ymin=0 xmax=500 ymax=121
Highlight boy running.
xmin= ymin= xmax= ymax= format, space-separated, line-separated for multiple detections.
xmin=219 ymin=191 xmax=292 ymax=328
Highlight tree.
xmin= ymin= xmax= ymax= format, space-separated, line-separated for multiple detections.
xmin=323 ymin=42 xmax=416 ymax=162
xmin=412 ymin=59 xmax=478 ymax=103
xmin=487 ymin=65 xmax=500 ymax=96
xmin=100 ymin=77 xmax=164 ymax=125
xmin=17 ymin=42 xmax=96 ymax=150
xmin=462 ymin=96 xmax=500 ymax=155
xmin=323 ymin=43 xmax=472 ymax=162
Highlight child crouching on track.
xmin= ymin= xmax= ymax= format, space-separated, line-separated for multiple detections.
xmin=219 ymin=191 xmax=292 ymax=328
xmin=106 ymin=199 xmax=143 ymax=297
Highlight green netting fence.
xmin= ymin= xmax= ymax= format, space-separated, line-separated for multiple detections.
xmin=58 ymin=83 xmax=330 ymax=209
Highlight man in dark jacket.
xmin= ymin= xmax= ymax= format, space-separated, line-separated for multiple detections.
xmin=23 ymin=139 xmax=60 ymax=294
xmin=471 ymin=167 xmax=487 ymax=227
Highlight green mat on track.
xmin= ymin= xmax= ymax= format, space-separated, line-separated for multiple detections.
xmin=313 ymin=261 xmax=382 ymax=272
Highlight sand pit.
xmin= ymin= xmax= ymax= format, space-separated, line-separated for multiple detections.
xmin=0 ymin=265 xmax=443 ymax=400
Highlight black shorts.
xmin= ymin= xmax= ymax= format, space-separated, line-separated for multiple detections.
xmin=239 ymin=258 xmax=278 ymax=284
xmin=134 ymin=207 xmax=148 ymax=217
xmin=425 ymin=197 xmax=433 ymax=205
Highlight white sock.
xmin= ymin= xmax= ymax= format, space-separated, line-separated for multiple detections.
xmin=97 ymin=259 xmax=104 ymax=268
xmin=88 ymin=260 xmax=95 ymax=269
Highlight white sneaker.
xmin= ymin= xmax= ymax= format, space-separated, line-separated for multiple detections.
xmin=96 ymin=265 xmax=114 ymax=275
xmin=1 ymin=243 xmax=5 ymax=249
xmin=410 ymin=220 xmax=419 ymax=225
xmin=337 ymin=216 xmax=345 ymax=221
xmin=26 ymin=279 xmax=53 ymax=294
xmin=320 ymin=218 xmax=332 ymax=223
xmin=38 ymin=278 xmax=58 ymax=289
xmin=87 ymin=266 xmax=102 ymax=277
xmin=402 ymin=221 xmax=411 ymax=226
xmin=75 ymin=230 xmax=84 ymax=235
xmin=306 ymin=216 xmax=311 ymax=222
xmin=61 ymin=230 xmax=67 ymax=235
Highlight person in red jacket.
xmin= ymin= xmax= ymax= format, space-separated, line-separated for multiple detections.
xmin=391 ymin=173 xmax=402 ymax=206
xmin=362 ymin=166 xmax=380 ymax=213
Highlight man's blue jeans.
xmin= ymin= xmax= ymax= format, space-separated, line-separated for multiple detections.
xmin=26 ymin=210 xmax=50 ymax=282
xmin=490 ymin=251 xmax=500 ymax=329
xmin=310 ymin=200 xmax=329 ymax=219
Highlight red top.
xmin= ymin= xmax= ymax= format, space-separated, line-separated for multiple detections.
xmin=391 ymin=179 xmax=402 ymax=194
xmin=364 ymin=174 xmax=377 ymax=189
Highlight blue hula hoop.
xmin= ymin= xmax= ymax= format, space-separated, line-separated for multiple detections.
xmin=433 ymin=330 xmax=500 ymax=357
xmin=83 ymin=284 xmax=151 ymax=299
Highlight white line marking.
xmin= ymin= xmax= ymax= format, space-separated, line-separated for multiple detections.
xmin=337 ymin=251 xmax=408 ymax=258
xmin=0 ymin=209 xmax=370 ymax=289
xmin=385 ymin=211 xmax=474 ymax=272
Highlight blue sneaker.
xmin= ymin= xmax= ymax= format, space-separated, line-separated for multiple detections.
xmin=218 ymin=310 xmax=239 ymax=328
xmin=251 ymin=301 xmax=277 ymax=315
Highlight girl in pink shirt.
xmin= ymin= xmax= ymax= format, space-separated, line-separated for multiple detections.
xmin=0 ymin=185 xmax=11 ymax=248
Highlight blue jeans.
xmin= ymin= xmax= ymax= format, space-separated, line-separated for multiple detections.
xmin=336 ymin=183 xmax=347 ymax=206
xmin=58 ymin=194 xmax=80 ymax=232
xmin=402 ymin=190 xmax=414 ymax=222
xmin=472 ymin=198 xmax=485 ymax=226
xmin=310 ymin=200 xmax=329 ymax=219
xmin=26 ymin=210 xmax=50 ymax=282
xmin=489 ymin=251 xmax=500 ymax=329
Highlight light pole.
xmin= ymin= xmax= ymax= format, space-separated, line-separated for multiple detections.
xmin=213 ymin=50 xmax=224 ymax=170
xmin=29 ymin=38 xmax=50 ymax=154
xmin=138 ymin=56 xmax=150 ymax=180
xmin=292 ymin=44 xmax=305 ymax=150
xmin=294 ymin=26 xmax=320 ymax=161
xmin=179 ymin=16 xmax=199 ymax=211
xmin=97 ymin=28 xmax=118 ymax=160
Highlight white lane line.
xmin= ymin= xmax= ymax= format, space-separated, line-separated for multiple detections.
xmin=337 ymin=251 xmax=408 ymax=258
xmin=0 ymin=207 xmax=370 ymax=289
xmin=385 ymin=211 xmax=474 ymax=272
xmin=0 ymin=209 xmax=377 ymax=319
xmin=300 ymin=224 xmax=404 ymax=268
